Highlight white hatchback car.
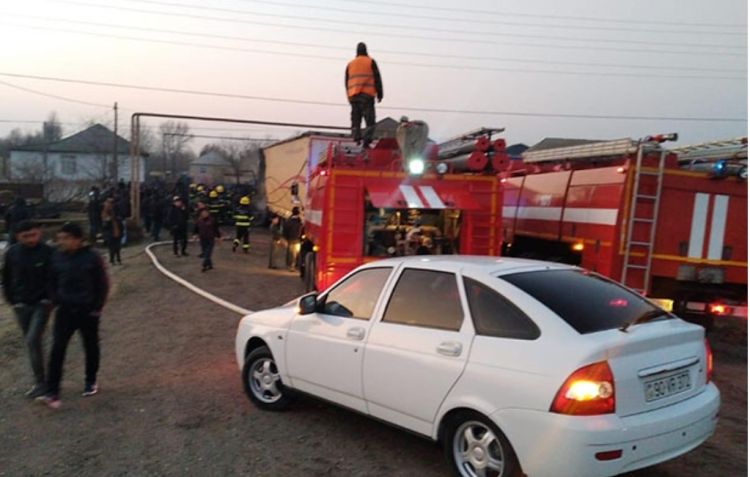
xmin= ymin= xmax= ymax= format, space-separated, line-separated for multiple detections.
xmin=235 ymin=256 xmax=720 ymax=477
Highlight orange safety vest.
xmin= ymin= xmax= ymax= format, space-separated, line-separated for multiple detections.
xmin=346 ymin=56 xmax=377 ymax=98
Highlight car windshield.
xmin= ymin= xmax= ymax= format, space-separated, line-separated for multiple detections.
xmin=498 ymin=269 xmax=672 ymax=334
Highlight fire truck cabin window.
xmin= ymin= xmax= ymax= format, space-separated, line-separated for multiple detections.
xmin=364 ymin=201 xmax=461 ymax=257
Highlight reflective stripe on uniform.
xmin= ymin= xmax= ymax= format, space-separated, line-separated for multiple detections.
xmin=347 ymin=56 xmax=376 ymax=98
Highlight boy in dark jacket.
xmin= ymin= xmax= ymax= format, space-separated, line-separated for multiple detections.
xmin=167 ymin=196 xmax=190 ymax=257
xmin=2 ymin=220 xmax=54 ymax=397
xmin=193 ymin=208 xmax=221 ymax=272
xmin=38 ymin=222 xmax=109 ymax=409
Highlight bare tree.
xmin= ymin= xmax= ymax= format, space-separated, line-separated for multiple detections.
xmin=199 ymin=141 xmax=262 ymax=185
xmin=159 ymin=121 xmax=193 ymax=178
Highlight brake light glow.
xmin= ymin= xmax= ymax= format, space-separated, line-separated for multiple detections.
xmin=571 ymin=242 xmax=585 ymax=252
xmin=705 ymin=338 xmax=713 ymax=383
xmin=708 ymin=303 xmax=732 ymax=316
xmin=550 ymin=361 xmax=615 ymax=415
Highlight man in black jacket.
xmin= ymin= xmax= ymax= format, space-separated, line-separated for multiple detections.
xmin=5 ymin=197 xmax=31 ymax=245
xmin=2 ymin=220 xmax=54 ymax=398
xmin=168 ymin=196 xmax=190 ymax=256
xmin=38 ymin=222 xmax=109 ymax=409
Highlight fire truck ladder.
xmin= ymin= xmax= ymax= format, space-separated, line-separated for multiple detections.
xmin=620 ymin=143 xmax=668 ymax=294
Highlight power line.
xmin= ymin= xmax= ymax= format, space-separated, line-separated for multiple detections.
xmin=10 ymin=15 xmax=746 ymax=74
xmin=0 ymin=71 xmax=745 ymax=123
xmin=121 ymin=0 xmax=748 ymax=37
xmin=45 ymin=0 xmax=746 ymax=53
xmin=2 ymin=22 xmax=745 ymax=80
xmin=316 ymin=0 xmax=748 ymax=29
xmin=0 ymin=78 xmax=112 ymax=108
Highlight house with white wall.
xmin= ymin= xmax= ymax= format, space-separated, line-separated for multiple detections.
xmin=9 ymin=124 xmax=146 ymax=201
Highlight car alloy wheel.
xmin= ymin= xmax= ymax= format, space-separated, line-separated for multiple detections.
xmin=452 ymin=420 xmax=505 ymax=477
xmin=249 ymin=357 xmax=283 ymax=404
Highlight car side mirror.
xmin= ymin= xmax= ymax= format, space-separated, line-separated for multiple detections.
xmin=297 ymin=293 xmax=318 ymax=315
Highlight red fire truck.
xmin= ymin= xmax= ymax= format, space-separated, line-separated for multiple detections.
xmin=299 ymin=129 xmax=505 ymax=292
xmin=501 ymin=134 xmax=747 ymax=325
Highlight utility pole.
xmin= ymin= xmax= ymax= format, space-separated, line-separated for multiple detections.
xmin=112 ymin=101 xmax=119 ymax=182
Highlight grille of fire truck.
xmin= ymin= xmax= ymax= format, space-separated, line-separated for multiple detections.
xmin=620 ymin=144 xmax=667 ymax=294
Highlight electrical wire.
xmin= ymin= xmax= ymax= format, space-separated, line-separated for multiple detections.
xmin=0 ymin=78 xmax=112 ymax=108
xmin=5 ymin=14 xmax=746 ymax=73
xmin=43 ymin=0 xmax=747 ymax=53
xmin=2 ymin=23 xmax=746 ymax=80
xmin=119 ymin=0 xmax=749 ymax=37
xmin=314 ymin=0 xmax=748 ymax=29
xmin=0 ymin=71 xmax=745 ymax=123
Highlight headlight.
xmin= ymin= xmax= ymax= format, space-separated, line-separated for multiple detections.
xmin=408 ymin=158 xmax=425 ymax=175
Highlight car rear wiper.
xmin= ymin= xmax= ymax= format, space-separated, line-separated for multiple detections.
xmin=619 ymin=309 xmax=669 ymax=333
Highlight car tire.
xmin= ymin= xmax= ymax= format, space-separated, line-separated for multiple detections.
xmin=443 ymin=411 xmax=522 ymax=477
xmin=242 ymin=346 xmax=293 ymax=411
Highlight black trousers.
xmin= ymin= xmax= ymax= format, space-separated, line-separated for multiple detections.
xmin=234 ymin=226 xmax=250 ymax=251
xmin=172 ymin=228 xmax=188 ymax=255
xmin=350 ymin=93 xmax=376 ymax=145
xmin=107 ymin=237 xmax=122 ymax=264
xmin=47 ymin=305 xmax=100 ymax=396
xmin=200 ymin=238 xmax=215 ymax=269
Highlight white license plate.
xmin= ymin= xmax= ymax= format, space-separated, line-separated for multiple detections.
xmin=644 ymin=370 xmax=691 ymax=402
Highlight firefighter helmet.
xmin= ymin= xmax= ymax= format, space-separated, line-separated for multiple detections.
xmin=240 ymin=196 xmax=250 ymax=205
xmin=189 ymin=183 xmax=197 ymax=190
xmin=197 ymin=185 xmax=205 ymax=192
xmin=215 ymin=185 xmax=225 ymax=193
xmin=209 ymin=190 xmax=218 ymax=199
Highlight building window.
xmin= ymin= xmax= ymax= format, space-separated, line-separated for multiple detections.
xmin=61 ymin=155 xmax=77 ymax=175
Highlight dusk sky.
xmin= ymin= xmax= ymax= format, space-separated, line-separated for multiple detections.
xmin=0 ymin=0 xmax=747 ymax=150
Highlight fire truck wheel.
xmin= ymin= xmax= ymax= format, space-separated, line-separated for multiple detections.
xmin=303 ymin=253 xmax=316 ymax=293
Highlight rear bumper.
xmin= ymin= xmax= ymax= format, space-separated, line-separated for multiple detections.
xmin=491 ymin=383 xmax=720 ymax=477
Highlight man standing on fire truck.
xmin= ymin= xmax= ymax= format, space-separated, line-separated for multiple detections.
xmin=345 ymin=42 xmax=383 ymax=148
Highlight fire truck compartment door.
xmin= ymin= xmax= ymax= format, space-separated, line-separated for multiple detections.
xmin=366 ymin=184 xmax=480 ymax=210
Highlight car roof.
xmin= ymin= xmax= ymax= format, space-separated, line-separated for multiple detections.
xmin=362 ymin=255 xmax=576 ymax=277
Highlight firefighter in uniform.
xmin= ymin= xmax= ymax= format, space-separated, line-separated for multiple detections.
xmin=232 ymin=196 xmax=252 ymax=253
xmin=207 ymin=190 xmax=222 ymax=222
xmin=216 ymin=185 xmax=231 ymax=224
xmin=345 ymin=42 xmax=384 ymax=148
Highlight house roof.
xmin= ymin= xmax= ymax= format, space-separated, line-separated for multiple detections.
xmin=525 ymin=137 xmax=601 ymax=153
xmin=262 ymin=117 xmax=401 ymax=150
xmin=11 ymin=124 xmax=134 ymax=155
xmin=506 ymin=143 xmax=528 ymax=158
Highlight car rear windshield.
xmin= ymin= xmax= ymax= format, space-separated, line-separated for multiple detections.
xmin=499 ymin=269 xmax=671 ymax=334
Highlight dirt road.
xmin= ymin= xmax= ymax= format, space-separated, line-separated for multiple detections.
xmin=0 ymin=231 xmax=746 ymax=476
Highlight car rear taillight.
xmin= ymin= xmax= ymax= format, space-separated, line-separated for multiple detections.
xmin=550 ymin=361 xmax=615 ymax=416
xmin=705 ymin=338 xmax=713 ymax=383
xmin=708 ymin=303 xmax=732 ymax=316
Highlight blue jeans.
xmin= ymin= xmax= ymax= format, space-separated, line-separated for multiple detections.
xmin=200 ymin=238 xmax=215 ymax=269
xmin=14 ymin=303 xmax=51 ymax=385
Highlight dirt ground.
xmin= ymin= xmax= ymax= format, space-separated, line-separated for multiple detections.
xmin=0 ymin=230 xmax=746 ymax=477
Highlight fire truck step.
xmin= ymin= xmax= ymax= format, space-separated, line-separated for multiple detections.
xmin=629 ymin=241 xmax=653 ymax=247
xmin=626 ymin=264 xmax=648 ymax=270
xmin=636 ymin=194 xmax=658 ymax=200
xmin=633 ymin=218 xmax=655 ymax=223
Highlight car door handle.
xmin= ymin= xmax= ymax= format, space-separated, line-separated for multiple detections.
xmin=436 ymin=342 xmax=463 ymax=357
xmin=346 ymin=327 xmax=366 ymax=341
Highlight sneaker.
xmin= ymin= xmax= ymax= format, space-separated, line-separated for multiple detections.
xmin=36 ymin=394 xmax=61 ymax=409
xmin=82 ymin=383 xmax=98 ymax=397
xmin=25 ymin=383 xmax=47 ymax=399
